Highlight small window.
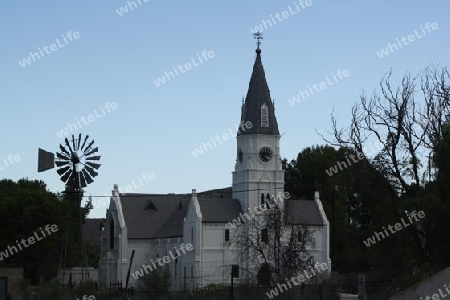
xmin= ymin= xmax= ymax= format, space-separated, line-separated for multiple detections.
xmin=261 ymin=228 xmax=268 ymax=243
xmin=261 ymin=103 xmax=269 ymax=127
xmin=297 ymin=231 xmax=302 ymax=243
xmin=225 ymin=229 xmax=230 ymax=241
xmin=109 ymin=220 xmax=114 ymax=250
xmin=175 ymin=258 xmax=178 ymax=278
xmin=232 ymin=264 xmax=239 ymax=278
xmin=261 ymin=193 xmax=265 ymax=205
xmin=191 ymin=227 xmax=194 ymax=243
xmin=165 ymin=253 xmax=169 ymax=272
xmin=266 ymin=193 xmax=271 ymax=203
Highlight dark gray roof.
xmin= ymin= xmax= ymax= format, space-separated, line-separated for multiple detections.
xmin=82 ymin=218 xmax=105 ymax=246
xmin=119 ymin=187 xmax=242 ymax=239
xmin=120 ymin=193 xmax=190 ymax=239
xmin=285 ymin=200 xmax=324 ymax=226
xmin=198 ymin=198 xmax=242 ymax=223
xmin=238 ymin=48 xmax=280 ymax=136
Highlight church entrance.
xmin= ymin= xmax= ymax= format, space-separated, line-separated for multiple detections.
xmin=257 ymin=263 xmax=271 ymax=286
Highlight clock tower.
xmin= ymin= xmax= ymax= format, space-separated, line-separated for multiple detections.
xmin=232 ymin=39 xmax=285 ymax=211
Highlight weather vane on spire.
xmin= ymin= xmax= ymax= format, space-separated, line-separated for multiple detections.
xmin=253 ymin=31 xmax=263 ymax=49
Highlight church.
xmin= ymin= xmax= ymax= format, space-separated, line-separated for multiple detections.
xmin=98 ymin=40 xmax=331 ymax=290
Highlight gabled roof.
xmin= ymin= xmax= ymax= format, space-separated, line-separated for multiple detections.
xmin=285 ymin=200 xmax=325 ymax=226
xmin=120 ymin=193 xmax=190 ymax=239
xmin=118 ymin=187 xmax=242 ymax=239
xmin=238 ymin=47 xmax=280 ymax=136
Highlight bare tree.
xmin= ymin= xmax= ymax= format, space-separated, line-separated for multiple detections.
xmin=231 ymin=198 xmax=315 ymax=287
xmin=318 ymin=65 xmax=449 ymax=262
xmin=420 ymin=65 xmax=450 ymax=149
xmin=320 ymin=65 xmax=449 ymax=194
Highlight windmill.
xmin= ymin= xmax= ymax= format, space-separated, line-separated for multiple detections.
xmin=38 ymin=133 xmax=101 ymax=285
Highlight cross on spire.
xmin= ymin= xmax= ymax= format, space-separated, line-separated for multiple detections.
xmin=253 ymin=31 xmax=263 ymax=50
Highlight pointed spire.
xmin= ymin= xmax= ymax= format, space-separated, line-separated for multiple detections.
xmin=238 ymin=33 xmax=279 ymax=136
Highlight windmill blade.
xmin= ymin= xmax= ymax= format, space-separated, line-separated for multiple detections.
xmin=80 ymin=135 xmax=89 ymax=151
xmin=55 ymin=160 xmax=70 ymax=167
xmin=81 ymin=169 xmax=94 ymax=185
xmin=59 ymin=144 xmax=70 ymax=157
xmin=57 ymin=152 xmax=70 ymax=160
xmin=77 ymin=133 xmax=82 ymax=150
xmin=86 ymin=162 xmax=101 ymax=170
xmin=84 ymin=140 xmax=95 ymax=153
xmin=84 ymin=147 xmax=98 ymax=157
xmin=67 ymin=172 xmax=76 ymax=186
xmin=60 ymin=169 xmax=72 ymax=183
xmin=57 ymin=166 xmax=71 ymax=176
xmin=79 ymin=171 xmax=87 ymax=188
xmin=84 ymin=165 xmax=99 ymax=178
xmin=65 ymin=138 xmax=73 ymax=153
xmin=85 ymin=155 xmax=101 ymax=161
xmin=72 ymin=135 xmax=77 ymax=152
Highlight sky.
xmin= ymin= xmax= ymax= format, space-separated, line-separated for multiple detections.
xmin=1 ymin=1 xmax=448 ymax=218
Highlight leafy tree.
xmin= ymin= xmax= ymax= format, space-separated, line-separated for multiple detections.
xmin=423 ymin=120 xmax=450 ymax=268
xmin=283 ymin=145 xmax=410 ymax=274
xmin=0 ymin=179 xmax=64 ymax=284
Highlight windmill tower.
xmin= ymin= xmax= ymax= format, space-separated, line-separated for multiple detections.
xmin=38 ymin=133 xmax=101 ymax=285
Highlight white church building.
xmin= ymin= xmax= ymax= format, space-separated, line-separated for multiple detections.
xmin=98 ymin=44 xmax=331 ymax=290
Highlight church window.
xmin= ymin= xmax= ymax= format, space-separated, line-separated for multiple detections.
xmin=261 ymin=193 xmax=265 ymax=205
xmin=109 ymin=220 xmax=114 ymax=250
xmin=232 ymin=264 xmax=239 ymax=278
xmin=165 ymin=253 xmax=169 ymax=272
xmin=191 ymin=227 xmax=194 ymax=243
xmin=297 ymin=230 xmax=303 ymax=243
xmin=225 ymin=229 xmax=230 ymax=241
xmin=266 ymin=193 xmax=271 ymax=204
xmin=261 ymin=228 xmax=268 ymax=243
xmin=175 ymin=258 xmax=178 ymax=278
xmin=261 ymin=103 xmax=269 ymax=127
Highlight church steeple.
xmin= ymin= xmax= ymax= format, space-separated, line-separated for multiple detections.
xmin=232 ymin=33 xmax=284 ymax=210
xmin=238 ymin=33 xmax=279 ymax=136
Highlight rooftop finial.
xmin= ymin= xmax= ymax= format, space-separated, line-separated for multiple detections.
xmin=253 ymin=31 xmax=263 ymax=53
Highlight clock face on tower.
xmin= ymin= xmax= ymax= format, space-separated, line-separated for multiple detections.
xmin=258 ymin=147 xmax=273 ymax=162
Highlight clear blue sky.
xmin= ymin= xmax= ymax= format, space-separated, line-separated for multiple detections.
xmin=1 ymin=0 xmax=448 ymax=218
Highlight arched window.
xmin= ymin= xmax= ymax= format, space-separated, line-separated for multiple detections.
xmin=261 ymin=103 xmax=269 ymax=127
xmin=261 ymin=228 xmax=268 ymax=243
xmin=261 ymin=193 xmax=265 ymax=205
xmin=225 ymin=229 xmax=230 ymax=241
xmin=175 ymin=258 xmax=178 ymax=278
xmin=257 ymin=263 xmax=271 ymax=286
xmin=109 ymin=220 xmax=114 ymax=250
xmin=165 ymin=253 xmax=169 ymax=272
xmin=266 ymin=193 xmax=271 ymax=204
